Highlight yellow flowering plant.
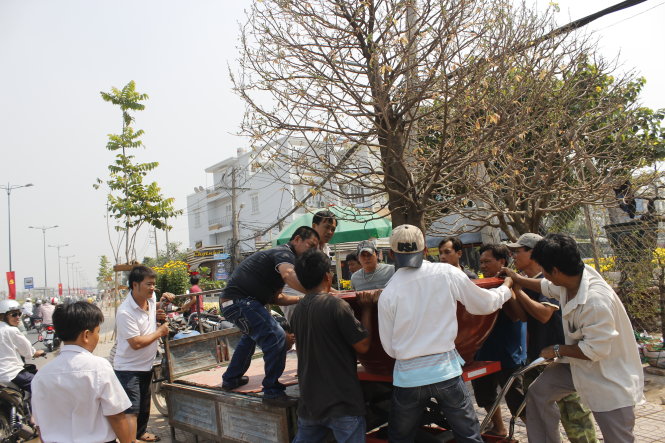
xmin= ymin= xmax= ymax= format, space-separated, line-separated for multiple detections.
xmin=153 ymin=260 xmax=190 ymax=305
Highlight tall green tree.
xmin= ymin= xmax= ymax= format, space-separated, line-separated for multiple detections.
xmin=96 ymin=255 xmax=113 ymax=290
xmin=95 ymin=81 xmax=182 ymax=264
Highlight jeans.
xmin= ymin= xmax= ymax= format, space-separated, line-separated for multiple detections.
xmin=221 ymin=297 xmax=286 ymax=398
xmin=293 ymin=415 xmax=366 ymax=443
xmin=388 ymin=376 xmax=483 ymax=443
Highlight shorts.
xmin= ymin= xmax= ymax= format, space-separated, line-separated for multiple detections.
xmin=114 ymin=370 xmax=152 ymax=415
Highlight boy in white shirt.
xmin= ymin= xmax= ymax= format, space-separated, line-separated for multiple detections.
xmin=32 ymin=301 xmax=133 ymax=443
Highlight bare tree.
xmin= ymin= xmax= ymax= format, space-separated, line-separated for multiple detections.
xmin=233 ymin=0 xmax=657 ymax=232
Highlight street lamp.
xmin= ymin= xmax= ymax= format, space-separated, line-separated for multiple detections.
xmin=0 ymin=183 xmax=34 ymax=271
xmin=48 ymin=243 xmax=68 ymax=295
xmin=70 ymin=261 xmax=79 ymax=296
xmin=28 ymin=225 xmax=58 ymax=296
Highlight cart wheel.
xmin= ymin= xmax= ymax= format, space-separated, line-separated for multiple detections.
xmin=151 ymin=365 xmax=169 ymax=416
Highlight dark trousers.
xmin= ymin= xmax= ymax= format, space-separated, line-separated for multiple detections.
xmin=388 ymin=376 xmax=483 ymax=443
xmin=115 ymin=370 xmax=152 ymax=438
xmin=11 ymin=368 xmax=35 ymax=393
xmin=221 ymin=297 xmax=286 ymax=398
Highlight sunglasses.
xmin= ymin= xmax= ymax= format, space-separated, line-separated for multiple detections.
xmin=7 ymin=311 xmax=21 ymax=318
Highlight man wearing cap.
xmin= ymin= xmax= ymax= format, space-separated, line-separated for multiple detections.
xmin=504 ymin=234 xmax=643 ymax=443
xmin=351 ymin=240 xmax=395 ymax=291
xmin=506 ymin=233 xmax=597 ymax=443
xmin=378 ymin=225 xmax=514 ymax=443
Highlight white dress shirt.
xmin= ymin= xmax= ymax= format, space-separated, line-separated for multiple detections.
xmin=541 ymin=264 xmax=645 ymax=412
xmin=0 ymin=321 xmax=36 ymax=383
xmin=32 ymin=345 xmax=131 ymax=443
xmin=378 ymin=261 xmax=511 ymax=361
xmin=113 ymin=291 xmax=158 ymax=371
xmin=21 ymin=301 xmax=33 ymax=317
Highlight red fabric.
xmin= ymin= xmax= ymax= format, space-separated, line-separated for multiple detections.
xmin=6 ymin=272 xmax=16 ymax=299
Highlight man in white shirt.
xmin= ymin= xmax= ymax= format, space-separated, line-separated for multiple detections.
xmin=378 ymin=224 xmax=514 ymax=443
xmin=0 ymin=299 xmax=45 ymax=391
xmin=32 ymin=301 xmax=133 ymax=443
xmin=21 ymin=297 xmax=34 ymax=317
xmin=504 ymin=233 xmax=644 ymax=443
xmin=114 ymin=266 xmax=169 ymax=442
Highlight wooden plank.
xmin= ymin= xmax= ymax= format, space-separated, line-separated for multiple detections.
xmin=165 ymin=328 xmax=242 ymax=380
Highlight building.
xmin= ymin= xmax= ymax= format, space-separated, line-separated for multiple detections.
xmin=186 ymin=136 xmax=386 ymax=264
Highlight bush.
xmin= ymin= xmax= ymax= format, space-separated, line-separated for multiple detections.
xmin=153 ymin=260 xmax=190 ymax=305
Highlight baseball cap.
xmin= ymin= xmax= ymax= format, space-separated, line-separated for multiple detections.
xmin=357 ymin=240 xmax=378 ymax=255
xmin=390 ymin=224 xmax=425 ymax=269
xmin=506 ymin=233 xmax=543 ymax=249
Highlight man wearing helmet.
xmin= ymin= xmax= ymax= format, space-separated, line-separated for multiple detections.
xmin=0 ymin=299 xmax=46 ymax=391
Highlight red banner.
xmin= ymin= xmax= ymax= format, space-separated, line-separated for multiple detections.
xmin=58 ymin=283 xmax=63 ymax=296
xmin=6 ymin=272 xmax=16 ymax=299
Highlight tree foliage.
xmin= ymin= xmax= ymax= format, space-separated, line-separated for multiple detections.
xmin=94 ymin=81 xmax=182 ymax=263
xmin=96 ymin=255 xmax=113 ymax=289
xmin=143 ymin=242 xmax=189 ymax=268
xmin=233 ymin=0 xmax=641 ymax=231
xmin=423 ymin=60 xmax=665 ymax=238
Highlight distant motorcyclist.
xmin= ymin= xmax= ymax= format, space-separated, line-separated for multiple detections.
xmin=0 ymin=300 xmax=46 ymax=392
xmin=40 ymin=298 xmax=58 ymax=325
xmin=21 ymin=297 xmax=34 ymax=317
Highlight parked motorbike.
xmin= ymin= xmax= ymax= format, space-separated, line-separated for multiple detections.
xmin=43 ymin=325 xmax=61 ymax=352
xmin=0 ymin=366 xmax=41 ymax=442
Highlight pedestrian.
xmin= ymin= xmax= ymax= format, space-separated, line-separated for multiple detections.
xmin=32 ymin=301 xmax=133 ymax=443
xmin=0 ymin=300 xmax=46 ymax=392
xmin=506 ymin=233 xmax=644 ymax=443
xmin=472 ymin=243 xmax=526 ymax=438
xmin=219 ymin=226 xmax=319 ymax=406
xmin=506 ymin=233 xmax=597 ymax=443
xmin=378 ymin=225 xmax=514 ymax=443
xmin=345 ymin=252 xmax=362 ymax=276
xmin=113 ymin=265 xmax=169 ymax=442
xmin=351 ymin=240 xmax=394 ymax=291
xmin=291 ymin=249 xmax=373 ymax=443
xmin=438 ymin=236 xmax=478 ymax=279
xmin=180 ymin=275 xmax=204 ymax=317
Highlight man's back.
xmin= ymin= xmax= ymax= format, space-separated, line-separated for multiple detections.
xmin=291 ymin=293 xmax=367 ymax=420
xmin=40 ymin=304 xmax=55 ymax=324
xmin=32 ymin=345 xmax=131 ymax=443
xmin=378 ymin=261 xmax=510 ymax=361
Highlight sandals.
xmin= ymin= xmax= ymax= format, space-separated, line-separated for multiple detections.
xmin=139 ymin=432 xmax=161 ymax=442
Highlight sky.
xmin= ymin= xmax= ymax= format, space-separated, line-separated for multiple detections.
xmin=1 ymin=0 xmax=663 ymax=296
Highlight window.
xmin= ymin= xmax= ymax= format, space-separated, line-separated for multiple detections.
xmin=194 ymin=212 xmax=201 ymax=228
xmin=251 ymin=194 xmax=260 ymax=214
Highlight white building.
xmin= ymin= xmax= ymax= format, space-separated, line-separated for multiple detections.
xmin=186 ymin=136 xmax=386 ymax=254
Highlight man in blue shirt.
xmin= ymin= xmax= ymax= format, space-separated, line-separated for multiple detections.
xmin=472 ymin=243 xmax=526 ymax=438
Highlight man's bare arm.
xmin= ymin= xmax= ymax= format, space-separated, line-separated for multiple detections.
xmin=515 ymin=289 xmax=556 ymax=324
xmin=126 ymin=323 xmax=169 ymax=350
xmin=278 ymin=263 xmax=308 ymax=293
xmin=107 ymin=412 xmax=135 ymax=443
xmin=501 ymin=267 xmax=542 ymax=293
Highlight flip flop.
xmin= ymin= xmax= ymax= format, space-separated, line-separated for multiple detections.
xmin=139 ymin=433 xmax=161 ymax=442
xmin=484 ymin=429 xmax=508 ymax=438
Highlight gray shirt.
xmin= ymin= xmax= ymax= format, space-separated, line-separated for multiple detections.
xmin=351 ymin=263 xmax=395 ymax=291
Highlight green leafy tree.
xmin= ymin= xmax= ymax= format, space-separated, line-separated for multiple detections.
xmin=143 ymin=242 xmax=189 ymax=268
xmin=94 ymin=81 xmax=182 ymax=264
xmin=96 ymin=255 xmax=113 ymax=290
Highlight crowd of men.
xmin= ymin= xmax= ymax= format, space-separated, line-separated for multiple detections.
xmin=0 ymin=207 xmax=645 ymax=443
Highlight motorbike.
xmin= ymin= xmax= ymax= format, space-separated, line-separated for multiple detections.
xmin=42 ymin=325 xmax=61 ymax=352
xmin=0 ymin=365 xmax=41 ymax=442
xmin=20 ymin=315 xmax=32 ymax=332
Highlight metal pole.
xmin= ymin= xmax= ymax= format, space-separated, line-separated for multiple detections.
xmin=7 ymin=187 xmax=11 ymax=271
xmin=30 ymin=225 xmax=58 ymax=293
xmin=63 ymin=255 xmax=74 ymax=296
xmin=49 ymin=244 xmax=68 ymax=289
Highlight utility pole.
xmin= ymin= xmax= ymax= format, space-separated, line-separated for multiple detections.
xmin=63 ymin=255 xmax=75 ymax=296
xmin=153 ymin=227 xmax=159 ymax=260
xmin=48 ymin=243 xmax=68 ymax=294
xmin=231 ymin=167 xmax=240 ymax=271
xmin=164 ymin=217 xmax=170 ymax=260
xmin=28 ymin=225 xmax=58 ymax=295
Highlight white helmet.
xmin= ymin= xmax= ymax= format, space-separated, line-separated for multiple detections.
xmin=35 ymin=299 xmax=43 ymax=305
xmin=25 ymin=297 xmax=32 ymax=303
xmin=50 ymin=297 xmax=59 ymax=305
xmin=0 ymin=299 xmax=21 ymax=314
